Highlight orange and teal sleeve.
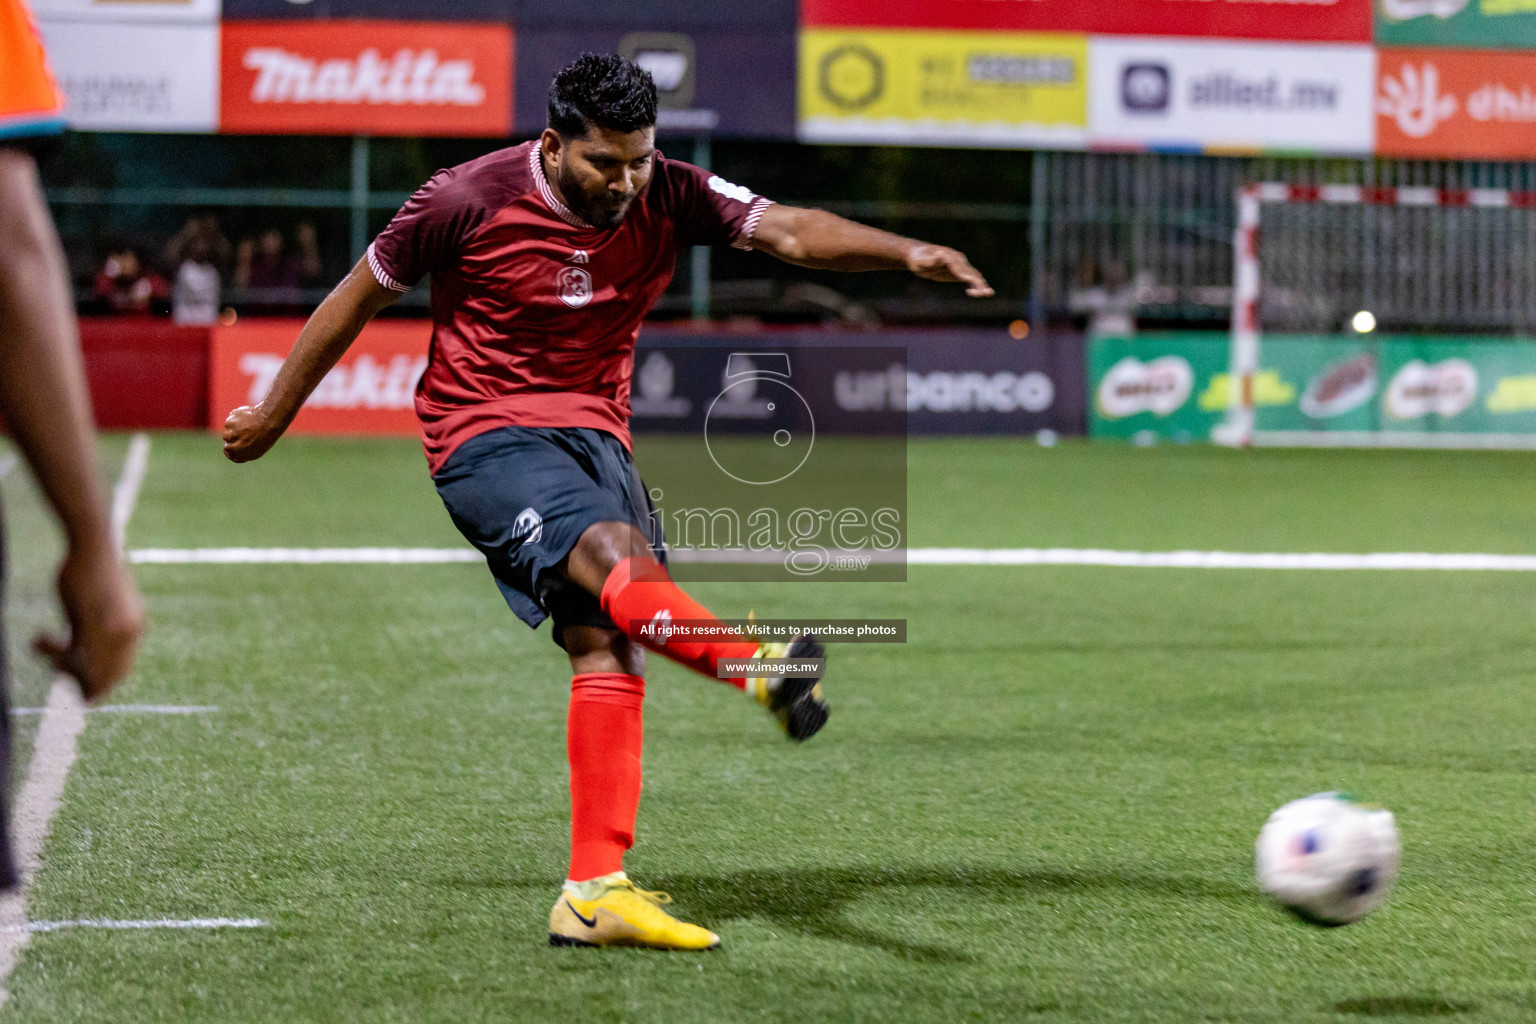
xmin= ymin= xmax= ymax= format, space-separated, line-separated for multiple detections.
xmin=0 ymin=0 xmax=66 ymax=141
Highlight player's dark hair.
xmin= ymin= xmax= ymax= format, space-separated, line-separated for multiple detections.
xmin=548 ymin=53 xmax=658 ymax=138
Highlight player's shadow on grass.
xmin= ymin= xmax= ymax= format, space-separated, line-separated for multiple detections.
xmin=645 ymin=864 xmax=1252 ymax=964
xmin=1334 ymin=996 xmax=1475 ymax=1017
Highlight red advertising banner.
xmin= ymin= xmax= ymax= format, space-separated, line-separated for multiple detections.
xmin=210 ymin=319 xmax=428 ymax=435
xmin=801 ymin=0 xmax=1371 ymax=42
xmin=1376 ymin=49 xmax=1536 ymax=159
xmin=220 ymin=21 xmax=512 ymax=136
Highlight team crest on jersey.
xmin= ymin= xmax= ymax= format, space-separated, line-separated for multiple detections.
xmin=513 ymin=506 xmax=543 ymax=546
xmin=557 ymin=266 xmax=593 ymax=308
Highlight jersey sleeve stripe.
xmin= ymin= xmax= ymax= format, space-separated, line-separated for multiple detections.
xmin=366 ymin=241 xmax=410 ymax=293
xmin=732 ymin=197 xmax=774 ymax=251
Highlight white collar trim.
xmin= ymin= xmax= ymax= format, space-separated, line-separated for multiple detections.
xmin=529 ymin=144 xmax=592 ymax=229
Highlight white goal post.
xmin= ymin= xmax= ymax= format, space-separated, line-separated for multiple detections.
xmin=1219 ymin=182 xmax=1536 ymax=448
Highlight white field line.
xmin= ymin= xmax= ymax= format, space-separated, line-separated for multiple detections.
xmin=111 ymin=433 xmax=150 ymax=550
xmin=0 ymin=433 xmax=149 ymax=1003
xmin=0 ymin=454 xmax=17 ymax=481
xmin=10 ymin=705 xmax=217 ymax=717
xmin=3 ymin=918 xmax=265 ymax=934
xmin=130 ymin=545 xmax=1536 ymax=572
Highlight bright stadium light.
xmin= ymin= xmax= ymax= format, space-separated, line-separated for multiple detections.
xmin=1351 ymin=310 xmax=1377 ymax=334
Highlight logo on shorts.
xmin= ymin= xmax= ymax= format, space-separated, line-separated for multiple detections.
xmin=513 ymin=507 xmax=543 ymax=546
xmin=557 ymin=266 xmax=593 ymax=308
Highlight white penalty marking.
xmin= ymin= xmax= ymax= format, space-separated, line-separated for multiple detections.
xmin=130 ymin=545 xmax=1536 ymax=572
xmin=0 ymin=434 xmax=151 ymax=1004
xmin=4 ymin=918 xmax=265 ymax=935
xmin=10 ymin=705 xmax=217 ymax=717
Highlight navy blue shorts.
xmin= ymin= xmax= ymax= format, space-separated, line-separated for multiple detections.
xmin=433 ymin=426 xmax=665 ymax=647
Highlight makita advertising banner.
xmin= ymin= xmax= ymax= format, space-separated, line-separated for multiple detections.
xmin=802 ymin=0 xmax=1372 ymax=42
xmin=219 ymin=20 xmax=513 ymax=136
xmin=1088 ymin=37 xmax=1377 ymax=153
xmin=1091 ymin=332 xmax=1536 ymax=445
xmin=1376 ymin=49 xmax=1536 ymax=158
xmin=1375 ymin=0 xmax=1536 ymax=50
xmin=517 ymin=28 xmax=794 ymax=138
xmin=210 ymin=319 xmax=428 ymax=435
xmin=37 ymin=20 xmax=219 ymax=132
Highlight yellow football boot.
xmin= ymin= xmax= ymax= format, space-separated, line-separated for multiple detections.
xmin=748 ymin=631 xmax=829 ymax=741
xmin=548 ymin=873 xmax=720 ymax=950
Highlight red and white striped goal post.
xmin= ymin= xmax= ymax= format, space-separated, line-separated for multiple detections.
xmin=1220 ymin=182 xmax=1536 ymax=448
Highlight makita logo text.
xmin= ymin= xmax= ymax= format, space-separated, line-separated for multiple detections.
xmin=243 ymin=47 xmax=487 ymax=106
xmin=241 ymin=353 xmax=426 ymax=409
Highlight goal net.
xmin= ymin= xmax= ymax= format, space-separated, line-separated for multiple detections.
xmin=1218 ymin=182 xmax=1536 ymax=448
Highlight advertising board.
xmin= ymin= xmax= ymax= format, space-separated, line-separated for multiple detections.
xmin=219 ymin=20 xmax=512 ymax=136
xmin=210 ymin=319 xmax=428 ymax=435
xmin=28 ymin=0 xmax=219 ymax=23
xmin=220 ymin=0 xmax=796 ymax=29
xmin=1375 ymin=0 xmax=1536 ymax=49
xmin=802 ymin=0 xmax=1372 ymax=42
xmin=632 ymin=329 xmax=1085 ymax=436
xmin=36 ymin=20 xmax=218 ymax=132
xmin=516 ymin=28 xmax=793 ymax=137
xmin=1376 ymin=49 xmax=1536 ymax=158
xmin=1091 ymin=332 xmax=1536 ymax=445
xmin=799 ymin=28 xmax=1087 ymax=147
xmin=1088 ymin=37 xmax=1376 ymax=153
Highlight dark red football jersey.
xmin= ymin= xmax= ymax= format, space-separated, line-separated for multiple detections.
xmin=368 ymin=140 xmax=773 ymax=473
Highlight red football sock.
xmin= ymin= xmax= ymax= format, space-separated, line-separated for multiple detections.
xmin=599 ymin=557 xmax=759 ymax=689
xmin=566 ymin=672 xmax=645 ymax=883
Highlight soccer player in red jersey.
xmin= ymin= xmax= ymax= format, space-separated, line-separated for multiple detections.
xmin=223 ymin=53 xmax=992 ymax=950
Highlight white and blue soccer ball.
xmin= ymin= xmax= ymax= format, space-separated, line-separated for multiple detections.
xmin=1255 ymin=792 xmax=1400 ymax=926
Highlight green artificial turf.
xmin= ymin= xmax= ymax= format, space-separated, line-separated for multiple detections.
xmin=3 ymin=433 xmax=1536 ymax=1022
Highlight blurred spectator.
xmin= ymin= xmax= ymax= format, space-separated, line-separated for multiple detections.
xmin=92 ymin=247 xmax=169 ymax=316
xmin=171 ymin=235 xmax=221 ymax=325
xmin=234 ymin=222 xmax=322 ymax=304
xmin=165 ymin=214 xmax=229 ymax=325
xmin=164 ymin=213 xmax=231 ymax=275
xmin=1069 ymin=258 xmax=1144 ymax=338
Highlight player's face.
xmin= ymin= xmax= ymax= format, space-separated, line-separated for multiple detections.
xmin=548 ymin=125 xmax=656 ymax=230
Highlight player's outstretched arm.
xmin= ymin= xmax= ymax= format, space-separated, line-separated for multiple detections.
xmin=222 ymin=256 xmax=402 ymax=463
xmin=0 ymin=148 xmax=143 ymax=700
xmin=748 ymin=204 xmax=994 ymax=298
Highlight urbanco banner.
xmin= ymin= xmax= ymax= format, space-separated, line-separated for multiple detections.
xmin=1376 ymin=49 xmax=1536 ymax=158
xmin=210 ymin=319 xmax=429 ymax=435
xmin=220 ymin=20 xmax=512 ymax=136
xmin=1375 ymin=0 xmax=1536 ymax=50
xmin=1088 ymin=37 xmax=1376 ymax=153
xmin=802 ymin=0 xmax=1372 ymax=42
xmin=799 ymin=28 xmax=1088 ymax=148
xmin=631 ymin=329 xmax=1086 ymax=436
xmin=37 ymin=20 xmax=218 ymax=131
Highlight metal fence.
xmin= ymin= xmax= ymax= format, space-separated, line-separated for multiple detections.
xmin=1033 ymin=151 xmax=1536 ymax=332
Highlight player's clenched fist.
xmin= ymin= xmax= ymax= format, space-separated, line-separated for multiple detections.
xmin=222 ymin=404 xmax=281 ymax=463
xmin=905 ymin=244 xmax=995 ymax=298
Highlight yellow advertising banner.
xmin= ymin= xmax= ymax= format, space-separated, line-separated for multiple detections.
xmin=799 ymin=29 xmax=1088 ymax=148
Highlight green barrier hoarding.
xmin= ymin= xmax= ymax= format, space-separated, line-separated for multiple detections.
xmin=1375 ymin=0 xmax=1536 ymax=49
xmin=1090 ymin=332 xmax=1536 ymax=443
